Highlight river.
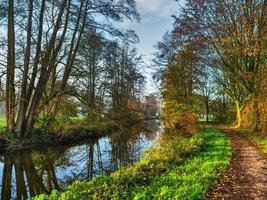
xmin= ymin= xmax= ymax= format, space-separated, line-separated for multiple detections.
xmin=0 ymin=121 xmax=160 ymax=200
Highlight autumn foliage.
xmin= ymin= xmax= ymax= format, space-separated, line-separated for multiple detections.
xmin=155 ymin=0 xmax=267 ymax=134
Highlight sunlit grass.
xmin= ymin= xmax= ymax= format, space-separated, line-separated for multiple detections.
xmin=33 ymin=127 xmax=232 ymax=200
xmin=0 ymin=116 xmax=6 ymax=128
xmin=0 ymin=117 xmax=6 ymax=137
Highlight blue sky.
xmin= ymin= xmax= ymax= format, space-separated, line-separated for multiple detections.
xmin=120 ymin=0 xmax=179 ymax=94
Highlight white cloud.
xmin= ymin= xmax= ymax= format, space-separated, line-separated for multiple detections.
xmin=135 ymin=0 xmax=177 ymax=17
xmin=119 ymin=0 xmax=179 ymax=29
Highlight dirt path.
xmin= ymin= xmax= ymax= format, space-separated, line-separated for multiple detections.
xmin=207 ymin=126 xmax=267 ymax=200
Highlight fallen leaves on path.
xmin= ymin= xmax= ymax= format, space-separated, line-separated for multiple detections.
xmin=207 ymin=126 xmax=267 ymax=200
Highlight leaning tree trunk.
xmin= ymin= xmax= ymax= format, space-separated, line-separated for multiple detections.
xmin=46 ymin=0 xmax=89 ymax=126
xmin=22 ymin=0 xmax=68 ymax=137
xmin=16 ymin=0 xmax=33 ymax=136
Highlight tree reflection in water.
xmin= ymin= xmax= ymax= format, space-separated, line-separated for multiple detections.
xmin=1 ymin=150 xmax=61 ymax=200
xmin=0 ymin=121 xmax=159 ymax=200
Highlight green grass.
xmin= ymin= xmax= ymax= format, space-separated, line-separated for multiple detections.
xmin=0 ymin=116 xmax=6 ymax=128
xmin=33 ymin=127 xmax=232 ymax=200
xmin=0 ymin=117 xmax=6 ymax=137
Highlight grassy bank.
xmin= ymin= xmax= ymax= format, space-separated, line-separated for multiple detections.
xmin=33 ymin=127 xmax=232 ymax=200
xmin=55 ymin=121 xmax=120 ymax=144
xmin=237 ymin=128 xmax=267 ymax=154
xmin=0 ymin=120 xmax=120 ymax=151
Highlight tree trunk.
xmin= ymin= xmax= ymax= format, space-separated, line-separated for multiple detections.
xmin=16 ymin=0 xmax=33 ymax=135
xmin=6 ymin=0 xmax=16 ymax=131
xmin=205 ymin=97 xmax=209 ymax=122
xmin=25 ymin=0 xmax=46 ymax=108
xmin=235 ymin=101 xmax=242 ymax=128
xmin=23 ymin=0 xmax=68 ymax=137
xmin=251 ymin=95 xmax=260 ymax=132
xmin=46 ymin=0 xmax=89 ymax=124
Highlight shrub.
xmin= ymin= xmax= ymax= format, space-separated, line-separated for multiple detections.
xmin=161 ymin=99 xmax=199 ymax=136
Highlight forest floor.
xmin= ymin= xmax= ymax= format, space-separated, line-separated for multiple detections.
xmin=207 ymin=126 xmax=267 ymax=200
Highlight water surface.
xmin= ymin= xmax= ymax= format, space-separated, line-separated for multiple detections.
xmin=0 ymin=121 xmax=160 ymax=200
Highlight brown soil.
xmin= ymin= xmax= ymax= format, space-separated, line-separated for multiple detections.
xmin=207 ymin=126 xmax=267 ymax=200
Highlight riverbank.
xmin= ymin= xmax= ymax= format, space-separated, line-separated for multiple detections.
xmin=33 ymin=127 xmax=232 ymax=200
xmin=0 ymin=121 xmax=120 ymax=152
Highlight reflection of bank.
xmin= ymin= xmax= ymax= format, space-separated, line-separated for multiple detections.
xmin=86 ymin=140 xmax=104 ymax=179
xmin=1 ymin=151 xmax=61 ymax=200
xmin=109 ymin=122 xmax=159 ymax=171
